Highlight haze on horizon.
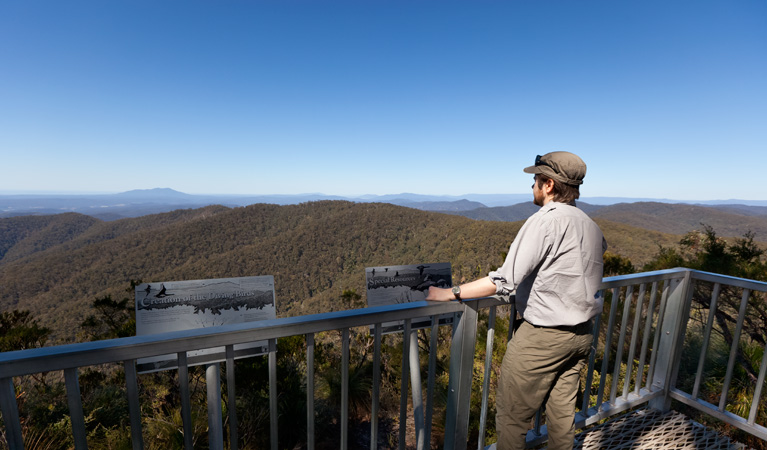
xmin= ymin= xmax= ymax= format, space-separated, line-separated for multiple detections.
xmin=1 ymin=1 xmax=765 ymax=201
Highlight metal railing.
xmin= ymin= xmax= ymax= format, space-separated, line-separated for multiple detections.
xmin=1 ymin=268 xmax=766 ymax=449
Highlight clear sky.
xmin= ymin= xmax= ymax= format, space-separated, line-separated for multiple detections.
xmin=1 ymin=1 xmax=765 ymax=201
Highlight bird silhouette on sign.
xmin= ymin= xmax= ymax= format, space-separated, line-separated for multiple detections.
xmin=414 ymin=274 xmax=437 ymax=292
xmin=155 ymin=283 xmax=172 ymax=298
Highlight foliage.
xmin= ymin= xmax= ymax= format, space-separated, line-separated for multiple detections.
xmin=6 ymin=210 xmax=767 ymax=448
xmin=593 ymin=217 xmax=681 ymax=267
xmin=642 ymin=226 xmax=767 ymax=355
xmin=590 ymin=201 xmax=767 ymax=239
xmin=0 ymin=309 xmax=51 ymax=352
xmin=79 ymin=281 xmax=139 ymax=341
xmin=603 ymin=251 xmax=635 ymax=276
xmin=643 ymin=225 xmax=767 ymax=278
xmin=0 ymin=213 xmax=99 ymax=263
xmin=642 ymin=225 xmax=767 ymax=448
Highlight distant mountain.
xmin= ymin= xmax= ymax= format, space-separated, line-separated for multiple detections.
xmin=389 ymin=199 xmax=487 ymax=212
xmin=3 ymin=189 xmax=767 ymax=220
xmin=443 ymin=200 xmax=767 ymax=243
xmin=589 ymin=202 xmax=767 ymax=239
xmin=582 ymin=197 xmax=767 ymax=207
xmin=359 ymin=193 xmax=531 ymax=207
xmin=0 ymin=191 xmax=349 ymax=220
xmin=705 ymin=204 xmax=767 ymax=217
xmin=113 ymin=187 xmax=195 ymax=200
xmin=447 ymin=202 xmax=540 ymax=222
xmin=447 ymin=201 xmax=604 ymax=222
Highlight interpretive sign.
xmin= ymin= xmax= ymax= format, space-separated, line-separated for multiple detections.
xmin=365 ymin=263 xmax=453 ymax=333
xmin=135 ymin=276 xmax=276 ymax=373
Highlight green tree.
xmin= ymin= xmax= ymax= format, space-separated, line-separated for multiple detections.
xmin=340 ymin=288 xmax=364 ymax=309
xmin=643 ymin=226 xmax=767 ymax=362
xmin=0 ymin=309 xmax=51 ymax=352
xmin=80 ymin=280 xmax=139 ymax=341
xmin=603 ymin=251 xmax=635 ymax=276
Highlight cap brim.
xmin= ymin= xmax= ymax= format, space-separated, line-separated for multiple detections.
xmin=523 ymin=165 xmax=541 ymax=174
xmin=523 ymin=165 xmax=577 ymax=185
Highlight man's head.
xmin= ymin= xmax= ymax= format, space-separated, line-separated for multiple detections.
xmin=524 ymin=152 xmax=586 ymax=206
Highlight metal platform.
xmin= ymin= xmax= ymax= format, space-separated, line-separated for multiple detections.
xmin=573 ymin=409 xmax=749 ymax=450
xmin=3 ymin=268 xmax=766 ymax=450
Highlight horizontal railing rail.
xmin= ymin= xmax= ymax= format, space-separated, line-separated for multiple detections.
xmin=1 ymin=300 xmax=468 ymax=378
xmin=1 ymin=268 xmax=765 ymax=450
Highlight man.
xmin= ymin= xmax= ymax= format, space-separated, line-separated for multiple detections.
xmin=425 ymin=151 xmax=606 ymax=450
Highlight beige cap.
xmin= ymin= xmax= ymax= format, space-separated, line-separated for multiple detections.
xmin=523 ymin=151 xmax=586 ymax=186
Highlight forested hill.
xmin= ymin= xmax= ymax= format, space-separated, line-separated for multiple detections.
xmin=449 ymin=201 xmax=767 ymax=241
xmin=589 ymin=202 xmax=767 ymax=237
xmin=0 ymin=202 xmax=515 ymax=342
xmin=0 ymin=201 xmax=678 ymax=343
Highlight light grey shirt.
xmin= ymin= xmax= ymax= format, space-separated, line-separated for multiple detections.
xmin=488 ymin=202 xmax=607 ymax=327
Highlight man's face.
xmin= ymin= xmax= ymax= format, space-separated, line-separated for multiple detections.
xmin=532 ymin=175 xmax=545 ymax=206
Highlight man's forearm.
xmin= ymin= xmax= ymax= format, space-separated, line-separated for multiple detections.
xmin=425 ymin=276 xmax=497 ymax=302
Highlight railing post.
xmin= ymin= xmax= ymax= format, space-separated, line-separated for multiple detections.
xmin=124 ymin=359 xmax=144 ymax=450
xmin=0 ymin=377 xmax=23 ymax=450
xmin=178 ymin=353 xmax=194 ymax=450
xmin=268 ymin=338 xmax=278 ymax=450
xmin=444 ymin=302 xmax=479 ymax=450
xmin=225 ymin=346 xmax=238 ymax=450
xmin=341 ymin=329 xmax=349 ymax=450
xmin=399 ymin=320 xmax=411 ymax=450
xmin=206 ymin=363 xmax=225 ymax=450
xmin=370 ymin=326 xmax=381 ymax=450
xmin=64 ymin=368 xmax=88 ymax=450
xmin=307 ymin=333 xmax=316 ymax=450
xmin=409 ymin=328 xmax=425 ymax=450
xmin=649 ymin=271 xmax=693 ymax=411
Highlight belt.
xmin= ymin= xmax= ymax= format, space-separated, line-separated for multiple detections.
xmin=525 ymin=318 xmax=593 ymax=332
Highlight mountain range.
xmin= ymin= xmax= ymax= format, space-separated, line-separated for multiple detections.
xmin=4 ymin=188 xmax=767 ymax=221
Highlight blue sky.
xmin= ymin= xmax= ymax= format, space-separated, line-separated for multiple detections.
xmin=1 ymin=1 xmax=765 ymax=201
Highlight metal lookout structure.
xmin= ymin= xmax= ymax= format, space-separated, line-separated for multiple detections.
xmin=1 ymin=268 xmax=766 ymax=449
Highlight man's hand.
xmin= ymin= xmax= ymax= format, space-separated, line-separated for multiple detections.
xmin=425 ymin=286 xmax=455 ymax=302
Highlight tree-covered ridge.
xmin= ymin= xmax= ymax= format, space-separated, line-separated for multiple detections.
xmin=0 ymin=202 xmax=519 ymax=342
xmin=0 ymin=206 xmax=231 ymax=266
xmin=590 ymin=201 xmax=767 ymax=238
xmin=0 ymin=213 xmax=99 ymax=262
xmin=0 ymin=200 xmax=733 ymax=343
xmin=448 ymin=201 xmax=767 ymax=246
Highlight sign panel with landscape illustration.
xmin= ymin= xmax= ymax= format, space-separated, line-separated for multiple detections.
xmin=365 ymin=263 xmax=453 ymax=333
xmin=135 ymin=276 xmax=276 ymax=373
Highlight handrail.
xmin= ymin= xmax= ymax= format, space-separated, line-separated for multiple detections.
xmin=0 ymin=300 xmax=467 ymax=378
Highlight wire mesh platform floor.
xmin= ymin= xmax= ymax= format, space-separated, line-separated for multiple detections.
xmin=486 ymin=409 xmax=750 ymax=450
xmin=571 ymin=408 xmax=749 ymax=450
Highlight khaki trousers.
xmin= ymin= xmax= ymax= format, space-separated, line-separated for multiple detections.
xmin=496 ymin=319 xmax=593 ymax=450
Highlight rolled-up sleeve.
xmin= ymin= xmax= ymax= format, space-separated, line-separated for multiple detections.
xmin=488 ymin=270 xmax=511 ymax=295
xmin=488 ymin=212 xmax=551 ymax=295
